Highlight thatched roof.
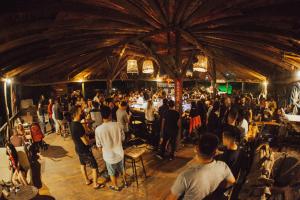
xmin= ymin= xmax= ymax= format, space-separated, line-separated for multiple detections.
xmin=1 ymin=0 xmax=300 ymax=84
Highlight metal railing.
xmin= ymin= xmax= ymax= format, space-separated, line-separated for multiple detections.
xmin=0 ymin=112 xmax=19 ymax=146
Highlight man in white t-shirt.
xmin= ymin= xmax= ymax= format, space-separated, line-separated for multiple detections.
xmin=166 ymin=134 xmax=236 ymax=200
xmin=95 ymin=106 xmax=126 ymax=191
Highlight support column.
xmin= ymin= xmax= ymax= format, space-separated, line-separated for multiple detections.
xmin=210 ymin=58 xmax=217 ymax=97
xmin=226 ymin=82 xmax=229 ymax=94
xmin=81 ymin=82 xmax=85 ymax=98
xmin=241 ymin=82 xmax=245 ymax=94
xmin=175 ymin=78 xmax=183 ymax=112
xmin=106 ymin=79 xmax=112 ymax=95
xmin=4 ymin=81 xmax=12 ymax=139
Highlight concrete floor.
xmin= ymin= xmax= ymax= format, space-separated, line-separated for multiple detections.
xmin=37 ymin=134 xmax=196 ymax=200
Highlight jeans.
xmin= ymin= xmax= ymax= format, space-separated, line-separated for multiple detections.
xmin=53 ymin=116 xmax=62 ymax=133
xmin=49 ymin=118 xmax=55 ymax=132
xmin=160 ymin=130 xmax=178 ymax=158
xmin=38 ymin=114 xmax=46 ymax=134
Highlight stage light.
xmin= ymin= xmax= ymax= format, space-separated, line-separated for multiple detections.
xmin=4 ymin=78 xmax=12 ymax=84
xmin=296 ymin=70 xmax=300 ymax=78
xmin=78 ymin=79 xmax=83 ymax=83
xmin=263 ymin=80 xmax=268 ymax=86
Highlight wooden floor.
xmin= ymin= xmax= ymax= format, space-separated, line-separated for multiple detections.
xmin=37 ymin=134 xmax=196 ymax=200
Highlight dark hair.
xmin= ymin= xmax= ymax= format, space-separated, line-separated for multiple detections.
xmin=120 ymin=101 xmax=128 ymax=107
xmin=71 ymin=105 xmax=81 ymax=118
xmin=168 ymin=100 xmax=175 ymax=108
xmin=223 ymin=125 xmax=241 ymax=142
xmin=228 ymin=108 xmax=238 ymax=121
xmin=6 ymin=143 xmax=19 ymax=166
xmin=101 ymin=106 xmax=111 ymax=119
xmin=163 ymin=99 xmax=168 ymax=105
xmin=197 ymin=134 xmax=219 ymax=159
xmin=212 ymin=101 xmax=220 ymax=112
xmin=191 ymin=101 xmax=197 ymax=109
xmin=92 ymin=101 xmax=99 ymax=109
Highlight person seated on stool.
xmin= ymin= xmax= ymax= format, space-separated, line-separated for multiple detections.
xmin=166 ymin=134 xmax=236 ymax=200
xmin=95 ymin=106 xmax=127 ymax=191
xmin=6 ymin=143 xmax=28 ymax=186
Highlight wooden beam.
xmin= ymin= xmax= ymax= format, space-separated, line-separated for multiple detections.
xmin=110 ymin=44 xmax=127 ymax=80
xmin=181 ymin=50 xmax=196 ymax=77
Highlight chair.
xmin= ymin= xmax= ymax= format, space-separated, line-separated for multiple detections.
xmin=124 ymin=147 xmax=147 ymax=187
xmin=0 ymin=147 xmax=11 ymax=182
xmin=15 ymin=146 xmax=32 ymax=185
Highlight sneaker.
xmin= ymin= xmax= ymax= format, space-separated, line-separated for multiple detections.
xmin=169 ymin=156 xmax=174 ymax=161
xmin=156 ymin=154 xmax=163 ymax=160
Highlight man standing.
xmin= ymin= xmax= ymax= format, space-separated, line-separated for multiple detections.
xmin=116 ymin=101 xmax=130 ymax=141
xmin=290 ymin=82 xmax=300 ymax=114
xmin=157 ymin=100 xmax=180 ymax=160
xmin=37 ymin=95 xmax=46 ymax=134
xmin=95 ymin=106 xmax=126 ymax=191
xmin=52 ymin=98 xmax=63 ymax=135
xmin=47 ymin=98 xmax=55 ymax=133
xmin=70 ymin=105 xmax=102 ymax=189
xmin=166 ymin=134 xmax=235 ymax=200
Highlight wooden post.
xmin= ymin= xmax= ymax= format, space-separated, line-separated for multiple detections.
xmin=241 ymin=82 xmax=245 ymax=94
xmin=175 ymin=78 xmax=183 ymax=112
xmin=210 ymin=58 xmax=217 ymax=97
xmin=106 ymin=79 xmax=112 ymax=95
xmin=226 ymin=82 xmax=229 ymax=94
xmin=81 ymin=82 xmax=85 ymax=98
xmin=4 ymin=81 xmax=12 ymax=139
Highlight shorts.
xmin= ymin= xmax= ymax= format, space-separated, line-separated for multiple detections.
xmin=78 ymin=151 xmax=98 ymax=169
xmin=106 ymin=160 xmax=124 ymax=176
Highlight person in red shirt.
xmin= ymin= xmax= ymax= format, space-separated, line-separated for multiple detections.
xmin=48 ymin=98 xmax=55 ymax=133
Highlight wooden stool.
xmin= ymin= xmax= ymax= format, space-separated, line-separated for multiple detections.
xmin=124 ymin=147 xmax=147 ymax=187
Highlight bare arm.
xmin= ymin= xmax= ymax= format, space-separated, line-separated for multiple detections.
xmin=165 ymin=192 xmax=178 ymax=200
xmin=225 ymin=176 xmax=236 ymax=188
xmin=80 ymin=135 xmax=89 ymax=145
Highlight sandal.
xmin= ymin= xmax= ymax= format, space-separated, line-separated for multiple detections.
xmin=85 ymin=180 xmax=92 ymax=185
xmin=93 ymin=183 xmax=105 ymax=190
xmin=122 ymin=181 xmax=128 ymax=188
xmin=109 ymin=185 xmax=120 ymax=192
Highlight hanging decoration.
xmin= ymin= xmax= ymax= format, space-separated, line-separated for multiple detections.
xmin=142 ymin=60 xmax=154 ymax=74
xmin=186 ymin=69 xmax=193 ymax=77
xmin=127 ymin=59 xmax=138 ymax=74
xmin=193 ymin=55 xmax=208 ymax=72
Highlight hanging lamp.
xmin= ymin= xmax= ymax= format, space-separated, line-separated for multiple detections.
xmin=142 ymin=60 xmax=154 ymax=74
xmin=127 ymin=59 xmax=138 ymax=74
xmin=193 ymin=55 xmax=208 ymax=72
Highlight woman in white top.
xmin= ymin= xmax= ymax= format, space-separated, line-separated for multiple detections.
xmin=145 ymin=100 xmax=156 ymax=138
xmin=237 ymin=109 xmax=249 ymax=140
xmin=145 ymin=100 xmax=155 ymax=122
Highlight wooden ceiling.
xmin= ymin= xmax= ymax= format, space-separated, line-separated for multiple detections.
xmin=0 ymin=0 xmax=300 ymax=84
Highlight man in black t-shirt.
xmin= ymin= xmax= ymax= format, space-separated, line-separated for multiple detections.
xmin=157 ymin=100 xmax=180 ymax=160
xmin=216 ymin=126 xmax=241 ymax=178
xmin=70 ymin=105 xmax=103 ymax=189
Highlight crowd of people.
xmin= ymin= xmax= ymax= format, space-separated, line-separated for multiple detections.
xmin=5 ymin=86 xmax=283 ymax=199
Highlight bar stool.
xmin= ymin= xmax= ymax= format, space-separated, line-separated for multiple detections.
xmin=124 ymin=147 xmax=147 ymax=187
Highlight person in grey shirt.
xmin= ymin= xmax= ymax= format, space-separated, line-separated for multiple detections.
xmin=116 ymin=101 xmax=130 ymax=133
xmin=166 ymin=134 xmax=236 ymax=200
